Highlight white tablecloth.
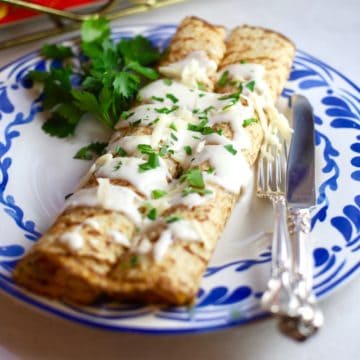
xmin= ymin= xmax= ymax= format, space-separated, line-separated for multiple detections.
xmin=0 ymin=0 xmax=359 ymax=358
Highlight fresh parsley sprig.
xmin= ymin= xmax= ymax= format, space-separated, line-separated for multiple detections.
xmin=28 ymin=17 xmax=161 ymax=157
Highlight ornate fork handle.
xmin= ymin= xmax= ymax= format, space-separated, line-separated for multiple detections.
xmin=261 ymin=196 xmax=298 ymax=315
xmin=285 ymin=208 xmax=324 ymax=338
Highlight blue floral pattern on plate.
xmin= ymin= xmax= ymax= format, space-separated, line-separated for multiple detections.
xmin=0 ymin=25 xmax=359 ymax=334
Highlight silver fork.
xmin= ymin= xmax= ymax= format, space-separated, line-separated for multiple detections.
xmin=257 ymin=133 xmax=300 ymax=317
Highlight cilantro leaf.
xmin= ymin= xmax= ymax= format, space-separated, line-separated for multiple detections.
xmin=41 ymin=44 xmax=73 ymax=60
xmin=117 ymin=35 xmax=161 ymax=65
xmin=113 ymin=72 xmax=140 ymax=98
xmin=74 ymin=142 xmax=107 ymax=160
xmin=42 ymin=114 xmax=77 ymax=138
xmin=27 ymin=70 xmax=49 ymax=82
xmin=71 ymin=89 xmax=100 ymax=116
xmin=81 ymin=17 xmax=110 ymax=43
xmin=126 ymin=61 xmax=159 ymax=80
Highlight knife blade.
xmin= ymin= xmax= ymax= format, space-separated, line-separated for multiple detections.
xmin=285 ymin=94 xmax=323 ymax=336
xmin=286 ymin=94 xmax=315 ymax=208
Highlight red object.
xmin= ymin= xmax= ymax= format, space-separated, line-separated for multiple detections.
xmin=0 ymin=0 xmax=99 ymax=26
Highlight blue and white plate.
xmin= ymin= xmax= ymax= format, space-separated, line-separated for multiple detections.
xmin=0 ymin=24 xmax=359 ymax=334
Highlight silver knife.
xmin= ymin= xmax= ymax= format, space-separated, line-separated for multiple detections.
xmin=283 ymin=94 xmax=323 ymax=339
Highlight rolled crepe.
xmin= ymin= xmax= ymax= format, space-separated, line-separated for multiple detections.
xmin=13 ymin=17 xmax=228 ymax=305
xmin=218 ymin=25 xmax=295 ymax=101
xmin=104 ymin=27 xmax=295 ymax=305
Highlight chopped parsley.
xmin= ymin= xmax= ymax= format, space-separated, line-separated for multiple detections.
xmin=147 ymin=208 xmax=157 ymax=220
xmin=242 ymin=118 xmax=259 ymax=127
xmin=219 ymin=88 xmax=242 ymax=110
xmin=240 ymin=59 xmax=248 ymax=64
xmin=151 ymin=96 xmax=164 ymax=102
xmin=163 ymin=78 xmax=173 ymax=86
xmin=149 ymin=117 xmax=160 ymax=126
xmin=166 ymin=93 xmax=179 ymax=103
xmin=217 ymin=70 xmax=229 ymax=87
xmin=180 ymin=168 xmax=212 ymax=196
xmin=113 ymin=160 xmax=123 ymax=171
xmin=121 ymin=111 xmax=135 ymax=120
xmin=170 ymin=132 xmax=178 ymax=141
xmin=184 ymin=145 xmax=192 ymax=155
xmin=74 ymin=141 xmax=107 ymax=160
xmin=166 ymin=215 xmax=182 ymax=223
xmin=197 ymin=82 xmax=206 ymax=91
xmin=114 ymin=146 xmax=127 ymax=156
xmin=207 ymin=167 xmax=215 ymax=174
xmin=203 ymin=105 xmax=215 ymax=114
xmin=129 ymin=255 xmax=139 ymax=266
xmin=159 ymin=145 xmax=169 ymax=157
xmin=137 ymin=143 xmax=155 ymax=155
xmin=130 ymin=119 xmax=141 ymax=127
xmin=169 ymin=122 xmax=177 ymax=131
xmin=138 ymin=153 xmax=160 ymax=172
xmin=224 ymin=144 xmax=237 ymax=155
xmin=151 ymin=189 xmax=167 ymax=199
xmin=155 ymin=105 xmax=179 ymax=114
xmin=246 ymin=80 xmax=255 ymax=92
xmin=187 ymin=119 xmax=214 ymax=135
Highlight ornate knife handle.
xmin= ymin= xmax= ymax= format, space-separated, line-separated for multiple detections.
xmin=261 ymin=196 xmax=298 ymax=316
xmin=287 ymin=208 xmax=324 ymax=336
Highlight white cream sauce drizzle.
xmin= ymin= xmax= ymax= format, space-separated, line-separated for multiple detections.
xmin=65 ymin=178 xmax=142 ymax=224
xmin=193 ymin=144 xmax=251 ymax=194
xmin=59 ymin=231 xmax=84 ymax=252
xmin=65 ymin=51 xmax=291 ymax=256
xmin=95 ymin=156 xmax=169 ymax=197
xmin=152 ymin=220 xmax=202 ymax=262
xmin=159 ymin=50 xmax=217 ymax=88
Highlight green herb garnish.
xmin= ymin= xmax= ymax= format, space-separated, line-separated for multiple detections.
xmin=197 ymin=82 xmax=206 ymax=91
xmin=151 ymin=96 xmax=164 ymax=102
xmin=73 ymin=141 xmax=107 ymax=160
xmin=114 ymin=146 xmax=127 ymax=156
xmin=170 ymin=133 xmax=178 ymax=141
xmin=187 ymin=119 xmax=214 ymax=135
xmin=166 ymin=93 xmax=179 ymax=103
xmin=163 ymin=78 xmax=173 ymax=86
xmin=184 ymin=145 xmax=192 ymax=155
xmin=242 ymin=118 xmax=259 ymax=127
xmin=169 ymin=122 xmax=177 ymax=131
xmin=113 ymin=160 xmax=123 ymax=171
xmin=224 ymin=144 xmax=237 ymax=155
xmin=129 ymin=255 xmax=140 ymax=266
xmin=138 ymin=153 xmax=160 ymax=172
xmin=147 ymin=208 xmax=157 ymax=220
xmin=166 ymin=215 xmax=182 ymax=223
xmin=246 ymin=80 xmax=255 ymax=92
xmin=28 ymin=16 xmax=160 ymax=143
xmin=217 ymin=70 xmax=229 ymax=87
xmin=151 ymin=189 xmax=167 ymax=199
xmin=155 ymin=106 xmax=179 ymax=114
